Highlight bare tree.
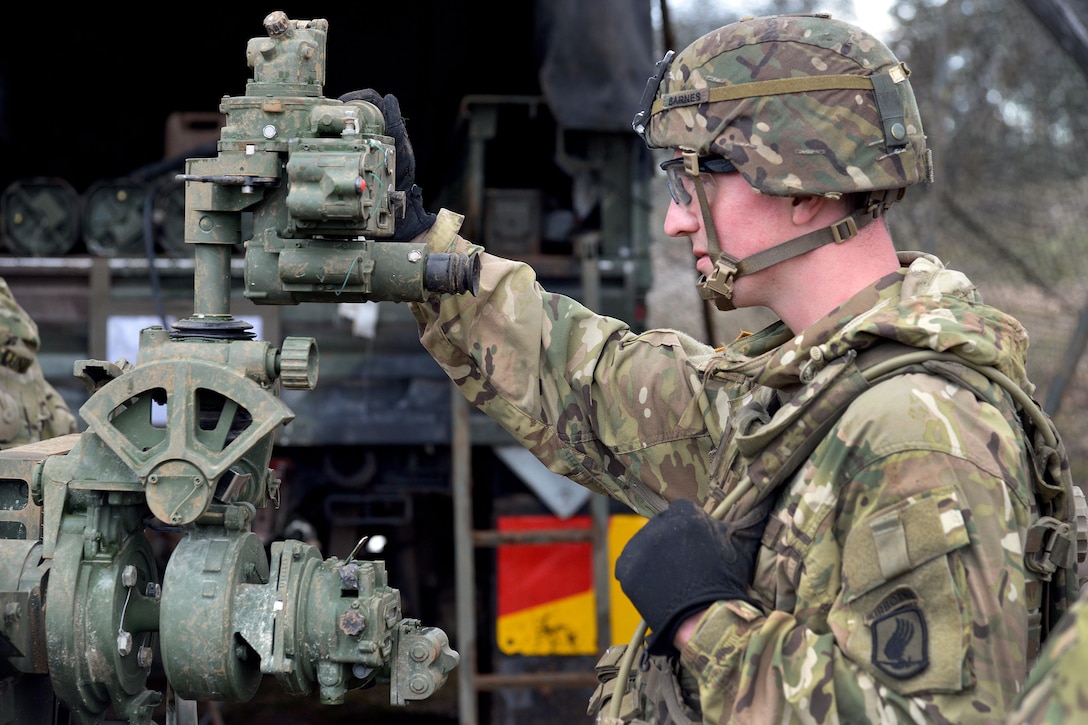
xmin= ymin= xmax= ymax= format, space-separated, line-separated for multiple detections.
xmin=1022 ymin=0 xmax=1088 ymax=74
xmin=886 ymin=0 xmax=1088 ymax=474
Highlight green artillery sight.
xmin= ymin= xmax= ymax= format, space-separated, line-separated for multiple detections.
xmin=182 ymin=11 xmax=478 ymax=305
xmin=0 ymin=11 xmax=469 ymax=724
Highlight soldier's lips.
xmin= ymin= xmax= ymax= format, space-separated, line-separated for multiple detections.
xmin=695 ymin=255 xmax=713 ymax=277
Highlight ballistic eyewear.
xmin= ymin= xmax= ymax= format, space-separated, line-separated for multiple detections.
xmin=660 ymin=155 xmax=737 ymax=206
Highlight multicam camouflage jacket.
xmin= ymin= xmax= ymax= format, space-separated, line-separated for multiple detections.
xmin=0 ymin=277 xmax=77 ymax=448
xmin=410 ymin=209 xmax=1048 ymax=723
xmin=1008 ymin=585 xmax=1088 ymax=724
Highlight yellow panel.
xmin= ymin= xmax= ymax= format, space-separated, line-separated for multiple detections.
xmin=497 ymin=590 xmax=597 ymax=655
xmin=608 ymin=514 xmax=649 ymax=646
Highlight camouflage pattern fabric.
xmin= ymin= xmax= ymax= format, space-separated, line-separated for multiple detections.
xmin=411 ymin=210 xmax=1042 ymax=723
xmin=1007 ymin=588 xmax=1088 ymax=724
xmin=644 ymin=14 xmax=931 ymax=199
xmin=412 ymin=210 xmax=729 ymax=517
xmin=0 ymin=277 xmax=77 ymax=447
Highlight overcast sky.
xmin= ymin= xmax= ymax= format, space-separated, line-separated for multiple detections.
xmin=665 ymin=1 xmax=898 ymax=41
xmin=850 ymin=0 xmax=897 ymax=38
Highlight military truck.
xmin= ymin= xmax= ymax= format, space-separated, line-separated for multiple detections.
xmin=0 ymin=4 xmax=655 ymax=723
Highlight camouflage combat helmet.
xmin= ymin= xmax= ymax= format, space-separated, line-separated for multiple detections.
xmin=632 ymin=13 xmax=934 ymax=310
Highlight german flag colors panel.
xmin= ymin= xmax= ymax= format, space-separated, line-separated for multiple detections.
xmin=495 ymin=513 xmax=647 ymax=656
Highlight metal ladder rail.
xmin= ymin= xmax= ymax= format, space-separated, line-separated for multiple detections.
xmin=451 ymin=387 xmax=610 ymax=725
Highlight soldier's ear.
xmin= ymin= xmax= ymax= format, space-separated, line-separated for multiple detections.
xmin=790 ymin=195 xmax=830 ymax=227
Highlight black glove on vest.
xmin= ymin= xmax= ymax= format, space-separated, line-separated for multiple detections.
xmin=615 ymin=498 xmax=769 ymax=656
xmin=338 ymin=89 xmax=436 ymax=242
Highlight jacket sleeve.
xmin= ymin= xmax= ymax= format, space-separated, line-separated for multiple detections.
xmin=678 ymin=373 xmax=1037 ymax=724
xmin=1007 ymin=589 xmax=1088 ymax=724
xmin=408 ymin=210 xmax=729 ymax=515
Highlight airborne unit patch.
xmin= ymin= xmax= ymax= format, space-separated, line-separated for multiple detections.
xmin=869 ymin=590 xmax=929 ymax=679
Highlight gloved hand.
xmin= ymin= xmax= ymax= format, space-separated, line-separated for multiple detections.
xmin=338 ymin=89 xmax=436 ymax=241
xmin=615 ymin=498 xmax=769 ymax=655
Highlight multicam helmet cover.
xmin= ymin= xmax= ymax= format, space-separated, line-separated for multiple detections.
xmin=637 ymin=14 xmax=932 ymax=198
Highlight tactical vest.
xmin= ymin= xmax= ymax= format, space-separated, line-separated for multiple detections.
xmin=590 ymin=343 xmax=1085 ymax=725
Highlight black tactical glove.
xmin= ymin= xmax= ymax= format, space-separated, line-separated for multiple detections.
xmin=615 ymin=498 xmax=769 ymax=656
xmin=338 ymin=89 xmax=436 ymax=242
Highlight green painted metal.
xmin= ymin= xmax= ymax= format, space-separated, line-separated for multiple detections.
xmin=0 ymin=178 xmax=82 ymax=257
xmin=0 ymin=11 xmax=467 ymax=723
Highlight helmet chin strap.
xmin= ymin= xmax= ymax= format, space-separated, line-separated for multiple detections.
xmin=689 ymin=157 xmax=903 ymax=312
xmin=696 ymin=212 xmax=875 ymax=312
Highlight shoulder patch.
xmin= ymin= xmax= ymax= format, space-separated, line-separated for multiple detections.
xmin=869 ymin=589 xmax=929 ymax=679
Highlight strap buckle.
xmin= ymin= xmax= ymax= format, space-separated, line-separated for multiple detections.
xmin=864 ymin=188 xmax=907 ymax=218
xmin=1025 ymin=516 xmax=1077 ymax=581
xmin=697 ymin=255 xmax=738 ymax=300
xmin=830 ymin=216 xmax=859 ymax=244
xmin=681 ymin=148 xmax=700 ymax=177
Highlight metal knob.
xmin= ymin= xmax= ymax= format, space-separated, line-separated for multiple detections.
xmin=279 ymin=337 xmax=319 ymax=390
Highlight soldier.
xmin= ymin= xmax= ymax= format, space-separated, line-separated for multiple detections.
xmin=1008 ymin=588 xmax=1088 ymax=724
xmin=0 ymin=277 xmax=77 ymax=448
xmin=345 ymin=12 xmax=1077 ymax=723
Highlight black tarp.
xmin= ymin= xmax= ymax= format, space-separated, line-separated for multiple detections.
xmin=536 ymin=0 xmax=656 ymax=131
xmin=0 ymin=3 xmax=655 ymax=195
